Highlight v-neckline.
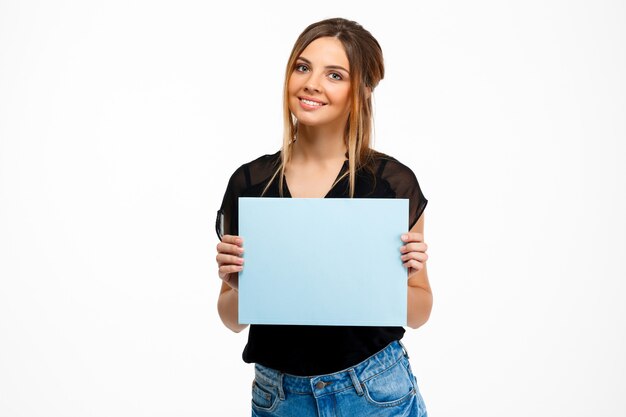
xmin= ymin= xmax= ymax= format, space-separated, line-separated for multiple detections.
xmin=283 ymin=159 xmax=349 ymax=199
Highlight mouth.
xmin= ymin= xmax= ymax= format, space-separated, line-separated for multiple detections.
xmin=298 ymin=97 xmax=327 ymax=107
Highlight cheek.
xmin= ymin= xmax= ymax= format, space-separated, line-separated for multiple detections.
xmin=287 ymin=74 xmax=302 ymax=95
xmin=287 ymin=81 xmax=298 ymax=106
xmin=329 ymin=86 xmax=351 ymax=109
xmin=332 ymin=85 xmax=351 ymax=104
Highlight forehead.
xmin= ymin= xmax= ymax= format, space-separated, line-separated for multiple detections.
xmin=299 ymin=37 xmax=349 ymax=70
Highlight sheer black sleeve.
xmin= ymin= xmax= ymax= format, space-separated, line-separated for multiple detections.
xmin=215 ymin=165 xmax=247 ymax=241
xmin=380 ymin=157 xmax=428 ymax=230
xmin=215 ymin=151 xmax=282 ymax=241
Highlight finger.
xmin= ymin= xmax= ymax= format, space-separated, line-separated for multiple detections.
xmin=221 ymin=235 xmax=244 ymax=246
xmin=216 ymin=241 xmax=244 ymax=256
xmin=400 ymin=252 xmax=428 ymax=262
xmin=403 ymin=259 xmax=423 ymax=271
xmin=401 ymin=232 xmax=423 ymax=243
xmin=219 ymin=264 xmax=243 ymax=278
xmin=221 ymin=272 xmax=239 ymax=290
xmin=216 ymin=253 xmax=245 ymax=266
xmin=400 ymin=242 xmax=428 ymax=254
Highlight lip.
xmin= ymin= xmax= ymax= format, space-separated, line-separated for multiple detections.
xmin=298 ymin=96 xmax=327 ymax=110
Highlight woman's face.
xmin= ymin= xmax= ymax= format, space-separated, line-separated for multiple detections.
xmin=288 ymin=36 xmax=352 ymax=130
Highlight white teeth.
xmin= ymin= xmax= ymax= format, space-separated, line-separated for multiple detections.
xmin=301 ymin=98 xmax=324 ymax=106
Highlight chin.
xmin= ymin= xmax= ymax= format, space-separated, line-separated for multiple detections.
xmin=294 ymin=116 xmax=329 ymax=127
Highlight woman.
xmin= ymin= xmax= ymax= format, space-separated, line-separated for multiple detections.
xmin=215 ymin=17 xmax=431 ymax=417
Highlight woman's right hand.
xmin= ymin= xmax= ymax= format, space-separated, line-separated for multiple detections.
xmin=216 ymin=235 xmax=244 ymax=291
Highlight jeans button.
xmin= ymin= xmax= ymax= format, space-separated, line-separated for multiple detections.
xmin=315 ymin=381 xmax=325 ymax=389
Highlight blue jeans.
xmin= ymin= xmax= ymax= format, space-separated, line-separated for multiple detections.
xmin=251 ymin=340 xmax=427 ymax=417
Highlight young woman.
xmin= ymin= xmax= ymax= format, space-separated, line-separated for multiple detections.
xmin=215 ymin=17 xmax=431 ymax=417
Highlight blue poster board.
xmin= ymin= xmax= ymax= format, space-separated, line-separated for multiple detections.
xmin=238 ymin=197 xmax=408 ymax=326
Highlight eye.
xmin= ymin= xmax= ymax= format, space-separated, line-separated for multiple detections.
xmin=329 ymin=72 xmax=343 ymax=81
xmin=295 ymin=63 xmax=309 ymax=72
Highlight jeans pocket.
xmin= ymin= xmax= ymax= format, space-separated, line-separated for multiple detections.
xmin=251 ymin=378 xmax=279 ymax=412
xmin=406 ymin=362 xmax=428 ymax=416
xmin=362 ymin=357 xmax=416 ymax=407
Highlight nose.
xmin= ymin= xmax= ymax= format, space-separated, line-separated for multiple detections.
xmin=304 ymin=72 xmax=323 ymax=94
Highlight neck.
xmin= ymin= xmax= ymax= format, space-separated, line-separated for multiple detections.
xmin=292 ymin=122 xmax=348 ymax=163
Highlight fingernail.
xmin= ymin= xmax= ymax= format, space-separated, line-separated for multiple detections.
xmin=401 ymin=234 xmax=408 ymax=241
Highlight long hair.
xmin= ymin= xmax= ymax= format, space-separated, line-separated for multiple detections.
xmin=262 ymin=17 xmax=385 ymax=197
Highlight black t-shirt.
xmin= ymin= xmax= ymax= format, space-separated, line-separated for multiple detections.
xmin=215 ymin=149 xmax=428 ymax=376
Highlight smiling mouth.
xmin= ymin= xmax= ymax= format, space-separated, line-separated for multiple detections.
xmin=299 ymin=98 xmax=326 ymax=106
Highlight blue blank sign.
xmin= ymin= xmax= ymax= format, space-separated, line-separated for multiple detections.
xmin=238 ymin=197 xmax=408 ymax=326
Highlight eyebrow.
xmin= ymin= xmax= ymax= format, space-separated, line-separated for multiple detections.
xmin=296 ymin=56 xmax=350 ymax=74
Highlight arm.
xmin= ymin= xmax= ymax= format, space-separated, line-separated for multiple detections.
xmin=400 ymin=212 xmax=433 ymax=329
xmin=216 ymin=235 xmax=249 ymax=333
xmin=217 ymin=281 xmax=248 ymax=333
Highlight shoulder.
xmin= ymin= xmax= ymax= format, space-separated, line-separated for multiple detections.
xmin=226 ymin=150 xmax=281 ymax=190
xmin=231 ymin=150 xmax=280 ymax=173
xmin=369 ymin=150 xmax=420 ymax=182
xmin=368 ymin=150 xmax=426 ymax=200
xmin=245 ymin=150 xmax=281 ymax=169
xmin=369 ymin=150 xmax=428 ymax=228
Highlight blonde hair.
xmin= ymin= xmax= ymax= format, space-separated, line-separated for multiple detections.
xmin=262 ymin=17 xmax=385 ymax=197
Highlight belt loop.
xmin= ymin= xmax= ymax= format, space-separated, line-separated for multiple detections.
xmin=398 ymin=340 xmax=410 ymax=359
xmin=277 ymin=373 xmax=285 ymax=400
xmin=348 ymin=369 xmax=364 ymax=396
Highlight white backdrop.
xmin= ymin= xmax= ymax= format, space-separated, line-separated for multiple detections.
xmin=1 ymin=1 xmax=625 ymax=416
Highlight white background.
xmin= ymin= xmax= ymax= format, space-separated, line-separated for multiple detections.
xmin=1 ymin=1 xmax=625 ymax=416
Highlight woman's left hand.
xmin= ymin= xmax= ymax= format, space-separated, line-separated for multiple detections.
xmin=400 ymin=232 xmax=428 ymax=276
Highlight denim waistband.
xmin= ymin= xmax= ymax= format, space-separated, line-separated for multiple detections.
xmin=254 ymin=340 xmax=409 ymax=399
